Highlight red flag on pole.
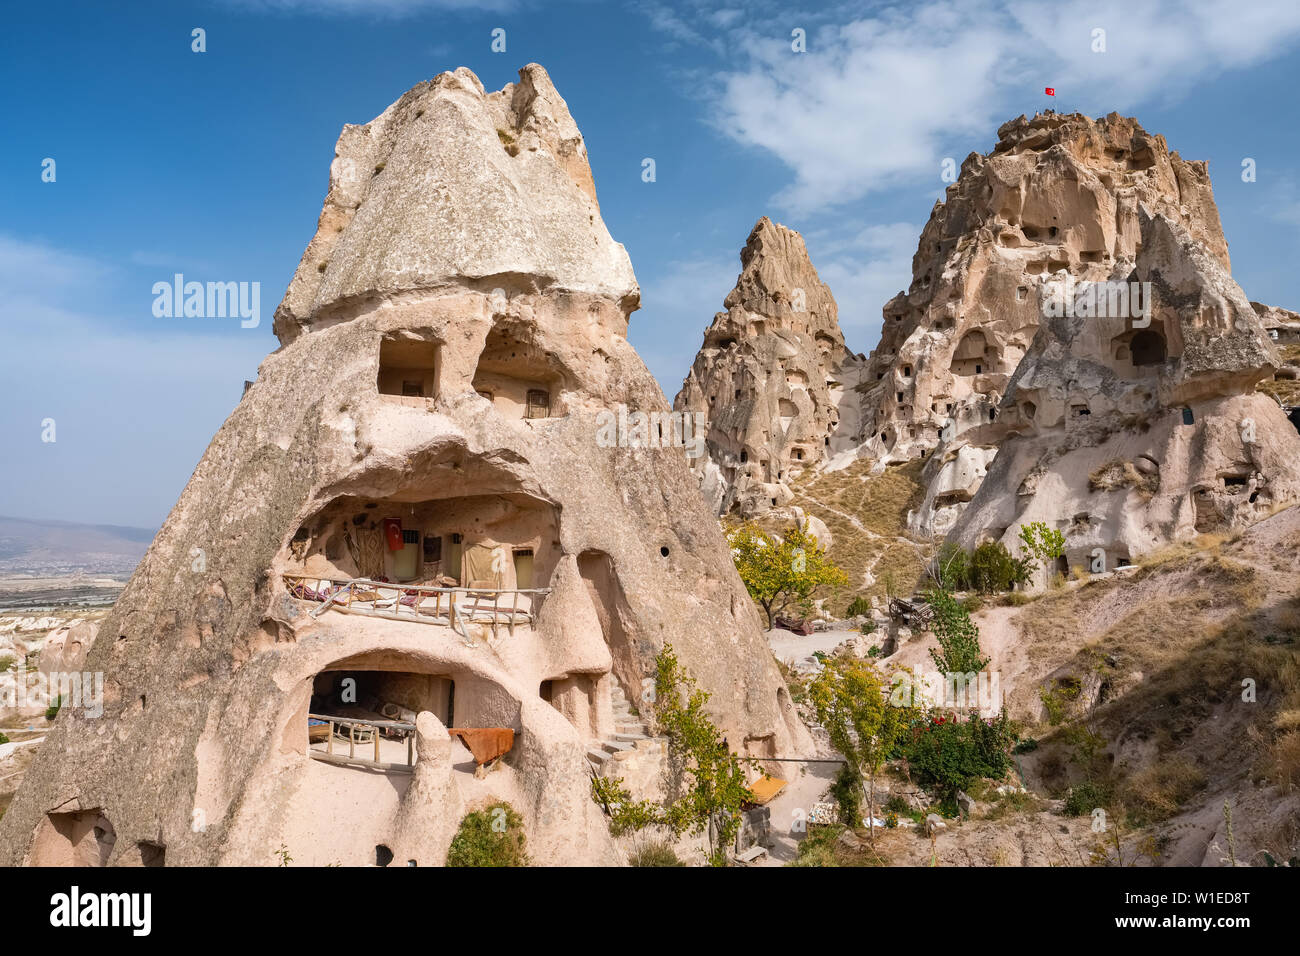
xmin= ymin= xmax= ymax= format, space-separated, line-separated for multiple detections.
xmin=1045 ymin=87 xmax=1055 ymax=96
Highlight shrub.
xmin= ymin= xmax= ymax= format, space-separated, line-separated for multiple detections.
xmin=1063 ymin=781 xmax=1111 ymax=817
xmin=45 ymin=696 xmax=61 ymax=721
xmin=828 ymin=764 xmax=863 ymax=826
xmin=1120 ymin=759 xmax=1206 ymax=825
xmin=0 ymin=732 xmax=8 ymax=745
xmin=883 ymin=795 xmax=910 ymax=815
xmin=0 ymin=654 xmax=14 ymax=672
xmin=902 ymin=711 xmax=1017 ymax=799
xmin=628 ymin=839 xmax=685 ymax=867
xmin=446 ymin=802 xmax=529 ymax=867
xmin=1013 ymin=737 xmax=1039 ymax=754
xmin=932 ymin=542 xmax=970 ymax=591
xmin=968 ymin=541 xmax=1032 ymax=594
xmin=846 ymin=596 xmax=872 ymax=618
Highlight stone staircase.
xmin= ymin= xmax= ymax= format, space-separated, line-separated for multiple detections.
xmin=585 ymin=684 xmax=657 ymax=771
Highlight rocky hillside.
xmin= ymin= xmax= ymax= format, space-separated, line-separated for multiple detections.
xmin=674 ymin=217 xmax=867 ymax=516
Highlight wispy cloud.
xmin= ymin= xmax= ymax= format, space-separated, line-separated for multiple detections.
xmin=220 ymin=0 xmax=516 ymax=17
xmin=643 ymin=0 xmax=1300 ymax=213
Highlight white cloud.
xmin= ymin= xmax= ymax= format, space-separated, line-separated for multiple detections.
xmin=632 ymin=254 xmax=739 ymax=394
xmin=647 ymin=0 xmax=1300 ymax=213
xmin=808 ymin=221 xmax=921 ymax=350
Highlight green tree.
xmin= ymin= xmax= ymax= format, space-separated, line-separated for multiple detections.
xmin=728 ymin=520 xmax=849 ymax=628
xmin=924 ymin=585 xmax=990 ymax=676
xmin=590 ymin=645 xmax=754 ymax=866
xmin=808 ymin=658 xmax=910 ymax=837
xmin=1018 ymin=521 xmax=1066 ymax=582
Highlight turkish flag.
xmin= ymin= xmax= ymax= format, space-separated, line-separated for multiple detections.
xmin=1045 ymin=87 xmax=1055 ymax=96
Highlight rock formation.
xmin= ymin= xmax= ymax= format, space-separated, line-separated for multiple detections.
xmin=886 ymin=112 xmax=1300 ymax=557
xmin=857 ymin=112 xmax=1234 ymax=522
xmin=0 ymin=64 xmax=806 ymax=868
xmin=674 ymin=217 xmax=866 ymax=515
xmin=946 ymin=204 xmax=1300 ymax=571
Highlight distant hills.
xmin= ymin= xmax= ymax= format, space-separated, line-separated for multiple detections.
xmin=0 ymin=516 xmax=154 ymax=576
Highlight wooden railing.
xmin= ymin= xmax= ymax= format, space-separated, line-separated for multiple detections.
xmin=284 ymin=574 xmax=550 ymax=640
xmin=307 ymin=713 xmax=416 ymax=773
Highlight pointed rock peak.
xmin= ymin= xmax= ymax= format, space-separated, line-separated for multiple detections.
xmin=723 ymin=217 xmax=840 ymax=340
xmin=273 ymin=63 xmax=637 ymax=344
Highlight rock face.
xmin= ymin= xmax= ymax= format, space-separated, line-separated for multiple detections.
xmin=845 ymin=113 xmax=1226 ymax=522
xmin=842 ymin=110 xmax=1300 ymax=554
xmin=946 ymin=205 xmax=1300 ymax=569
xmin=674 ymin=217 xmax=866 ymax=515
xmin=0 ymin=65 xmax=806 ymax=868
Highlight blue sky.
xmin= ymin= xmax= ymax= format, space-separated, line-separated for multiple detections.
xmin=3 ymin=0 xmax=1299 ymax=528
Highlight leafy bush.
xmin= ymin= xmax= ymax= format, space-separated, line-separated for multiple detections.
xmin=1063 ymin=781 xmax=1111 ymax=817
xmin=968 ymin=541 xmax=1032 ymax=594
xmin=883 ymin=795 xmax=910 ymax=815
xmin=0 ymin=732 xmax=8 ymax=744
xmin=846 ymin=596 xmax=872 ymax=618
xmin=627 ymin=839 xmax=685 ymax=867
xmin=0 ymin=654 xmax=14 ymax=672
xmin=828 ymin=764 xmax=863 ymax=826
xmin=446 ymin=802 xmax=529 ymax=867
xmin=884 ymin=812 xmax=898 ymax=829
xmin=1013 ymin=737 xmax=1039 ymax=754
xmin=45 ymin=696 xmax=61 ymax=721
xmin=932 ymin=542 xmax=969 ymax=591
xmin=901 ymin=711 xmax=1017 ymax=799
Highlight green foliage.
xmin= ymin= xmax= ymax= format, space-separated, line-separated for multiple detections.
xmin=654 ymin=644 xmax=754 ymax=865
xmin=808 ymin=657 xmax=911 ymax=830
xmin=828 ymin=764 xmax=863 ymax=826
xmin=924 ymin=586 xmax=990 ymax=675
xmin=592 ymin=645 xmax=753 ymax=865
xmin=446 ymin=802 xmax=530 ymax=867
xmin=883 ymin=795 xmax=910 ymax=815
xmin=1018 ymin=521 xmax=1066 ymax=576
xmin=1063 ymin=781 xmax=1112 ymax=817
xmin=589 ymin=775 xmax=661 ymax=837
xmin=728 ymin=520 xmax=849 ymax=627
xmin=44 ymin=696 xmax=62 ymax=721
xmin=627 ymin=840 xmax=685 ymax=867
xmin=0 ymin=654 xmax=14 ymax=672
xmin=932 ymin=541 xmax=969 ymax=591
xmin=0 ymin=732 xmax=8 ymax=745
xmin=932 ymin=540 xmax=1031 ymax=594
xmin=846 ymin=596 xmax=872 ymax=618
xmin=787 ymin=824 xmax=887 ymax=867
xmin=274 ymin=843 xmax=292 ymax=867
xmin=902 ymin=711 xmax=1017 ymax=799
xmin=1013 ymin=737 xmax=1039 ymax=754
xmin=968 ymin=541 xmax=1032 ymax=594
xmin=884 ymin=811 xmax=899 ymax=829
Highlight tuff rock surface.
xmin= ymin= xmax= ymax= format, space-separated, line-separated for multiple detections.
xmin=673 ymin=217 xmax=867 ymax=515
xmin=0 ymin=64 xmax=807 ymax=868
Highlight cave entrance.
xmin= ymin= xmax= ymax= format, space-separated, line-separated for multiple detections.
xmin=377 ymin=335 xmax=438 ymax=400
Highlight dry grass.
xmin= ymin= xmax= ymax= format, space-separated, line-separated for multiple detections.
xmin=781 ymin=458 xmax=932 ymax=607
xmin=1120 ymin=757 xmax=1208 ymax=825
xmin=1088 ymin=459 xmax=1158 ymax=498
